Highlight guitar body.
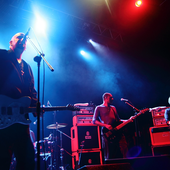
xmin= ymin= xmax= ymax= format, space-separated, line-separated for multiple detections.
xmin=0 ymin=95 xmax=31 ymax=129
xmin=102 ymin=127 xmax=118 ymax=141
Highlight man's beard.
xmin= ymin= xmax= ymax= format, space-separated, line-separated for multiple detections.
xmin=16 ymin=43 xmax=26 ymax=51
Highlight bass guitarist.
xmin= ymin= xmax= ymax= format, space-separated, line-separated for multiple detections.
xmin=92 ymin=92 xmax=132 ymax=161
xmin=0 ymin=32 xmax=37 ymax=170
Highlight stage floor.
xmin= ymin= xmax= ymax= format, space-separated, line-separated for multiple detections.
xmin=78 ymin=155 xmax=170 ymax=170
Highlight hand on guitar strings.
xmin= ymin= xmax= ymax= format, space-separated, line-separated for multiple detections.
xmin=105 ymin=124 xmax=113 ymax=130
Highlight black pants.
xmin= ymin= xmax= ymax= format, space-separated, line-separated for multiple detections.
xmin=0 ymin=124 xmax=35 ymax=170
xmin=102 ymin=133 xmax=128 ymax=160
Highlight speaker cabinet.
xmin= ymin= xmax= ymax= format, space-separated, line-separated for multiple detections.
xmin=105 ymin=155 xmax=170 ymax=170
xmin=71 ymin=125 xmax=101 ymax=152
xmin=151 ymin=145 xmax=170 ymax=156
xmin=72 ymin=150 xmax=103 ymax=170
xmin=149 ymin=126 xmax=170 ymax=146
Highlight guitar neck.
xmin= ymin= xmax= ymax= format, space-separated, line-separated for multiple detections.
xmin=116 ymin=118 xmax=133 ymax=130
xmin=115 ymin=108 xmax=148 ymax=131
xmin=26 ymin=106 xmax=78 ymax=113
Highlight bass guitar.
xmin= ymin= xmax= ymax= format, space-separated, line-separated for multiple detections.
xmin=0 ymin=95 xmax=80 ymax=129
xmin=102 ymin=108 xmax=149 ymax=141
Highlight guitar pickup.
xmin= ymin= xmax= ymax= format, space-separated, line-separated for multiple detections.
xmin=1 ymin=107 xmax=13 ymax=115
xmin=20 ymin=107 xmax=24 ymax=114
xmin=1 ymin=107 xmax=6 ymax=115
xmin=7 ymin=107 xmax=12 ymax=115
xmin=1 ymin=107 xmax=12 ymax=115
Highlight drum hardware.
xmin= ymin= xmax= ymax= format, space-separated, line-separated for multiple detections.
xmin=46 ymin=122 xmax=73 ymax=170
xmin=34 ymin=139 xmax=52 ymax=160
xmin=47 ymin=123 xmax=67 ymax=129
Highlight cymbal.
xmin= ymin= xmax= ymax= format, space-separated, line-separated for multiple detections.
xmin=44 ymin=137 xmax=50 ymax=140
xmin=46 ymin=123 xmax=67 ymax=129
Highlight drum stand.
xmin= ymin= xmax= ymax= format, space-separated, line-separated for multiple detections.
xmin=56 ymin=128 xmax=73 ymax=170
xmin=47 ymin=121 xmax=58 ymax=169
xmin=47 ymin=134 xmax=56 ymax=170
xmin=46 ymin=122 xmax=72 ymax=170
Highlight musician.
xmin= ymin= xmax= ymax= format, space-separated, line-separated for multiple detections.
xmin=0 ymin=32 xmax=37 ymax=170
xmin=92 ymin=92 xmax=128 ymax=160
xmin=164 ymin=97 xmax=170 ymax=125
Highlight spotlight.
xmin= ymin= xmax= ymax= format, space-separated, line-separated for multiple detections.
xmin=89 ymin=39 xmax=93 ymax=43
xmin=80 ymin=50 xmax=91 ymax=60
xmin=32 ymin=11 xmax=48 ymax=37
xmin=80 ymin=50 xmax=86 ymax=55
xmin=135 ymin=0 xmax=142 ymax=7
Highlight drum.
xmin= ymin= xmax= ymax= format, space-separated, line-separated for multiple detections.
xmin=34 ymin=140 xmax=52 ymax=170
xmin=34 ymin=140 xmax=52 ymax=157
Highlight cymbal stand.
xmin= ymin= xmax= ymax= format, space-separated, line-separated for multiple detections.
xmin=47 ymin=110 xmax=58 ymax=170
xmin=56 ymin=128 xmax=73 ymax=170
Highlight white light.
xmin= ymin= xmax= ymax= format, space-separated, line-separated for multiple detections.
xmin=35 ymin=13 xmax=47 ymax=34
xmin=89 ymin=39 xmax=93 ymax=43
xmin=80 ymin=50 xmax=86 ymax=55
xmin=32 ymin=7 xmax=48 ymax=38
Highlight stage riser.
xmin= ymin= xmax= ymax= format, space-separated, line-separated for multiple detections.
xmin=78 ymin=163 xmax=131 ymax=170
xmin=79 ymin=155 xmax=170 ymax=170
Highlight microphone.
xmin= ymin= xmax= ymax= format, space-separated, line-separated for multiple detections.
xmin=120 ymin=98 xmax=128 ymax=102
xmin=22 ymin=28 xmax=31 ymax=44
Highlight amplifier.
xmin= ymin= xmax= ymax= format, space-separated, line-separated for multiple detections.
xmin=72 ymin=105 xmax=94 ymax=116
xmin=149 ymin=126 xmax=170 ymax=146
xmin=72 ymin=150 xmax=103 ymax=170
xmin=151 ymin=145 xmax=170 ymax=156
xmin=150 ymin=106 xmax=169 ymax=118
xmin=73 ymin=115 xmax=93 ymax=126
xmin=71 ymin=125 xmax=101 ymax=152
xmin=153 ymin=117 xmax=167 ymax=127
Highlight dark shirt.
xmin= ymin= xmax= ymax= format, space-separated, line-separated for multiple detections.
xmin=165 ymin=107 xmax=170 ymax=124
xmin=0 ymin=49 xmax=37 ymax=106
xmin=93 ymin=104 xmax=121 ymax=128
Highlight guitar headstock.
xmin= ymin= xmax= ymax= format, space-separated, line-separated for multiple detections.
xmin=66 ymin=104 xmax=80 ymax=111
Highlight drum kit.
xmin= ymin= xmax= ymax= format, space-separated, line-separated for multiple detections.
xmin=34 ymin=122 xmax=70 ymax=170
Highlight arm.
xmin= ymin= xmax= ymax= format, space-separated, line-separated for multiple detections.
xmin=92 ymin=106 xmax=113 ymax=130
xmin=93 ymin=119 xmax=113 ymax=130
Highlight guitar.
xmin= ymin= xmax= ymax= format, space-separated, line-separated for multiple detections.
xmin=103 ymin=108 xmax=149 ymax=141
xmin=0 ymin=95 xmax=80 ymax=129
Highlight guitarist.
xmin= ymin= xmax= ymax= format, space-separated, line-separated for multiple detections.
xmin=92 ymin=92 xmax=128 ymax=161
xmin=0 ymin=32 xmax=37 ymax=170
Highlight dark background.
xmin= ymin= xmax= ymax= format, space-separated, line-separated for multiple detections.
xmin=0 ymin=0 xmax=170 ymax=169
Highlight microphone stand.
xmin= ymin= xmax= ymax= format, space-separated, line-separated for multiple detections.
xmin=28 ymin=37 xmax=54 ymax=170
xmin=123 ymin=101 xmax=141 ymax=146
